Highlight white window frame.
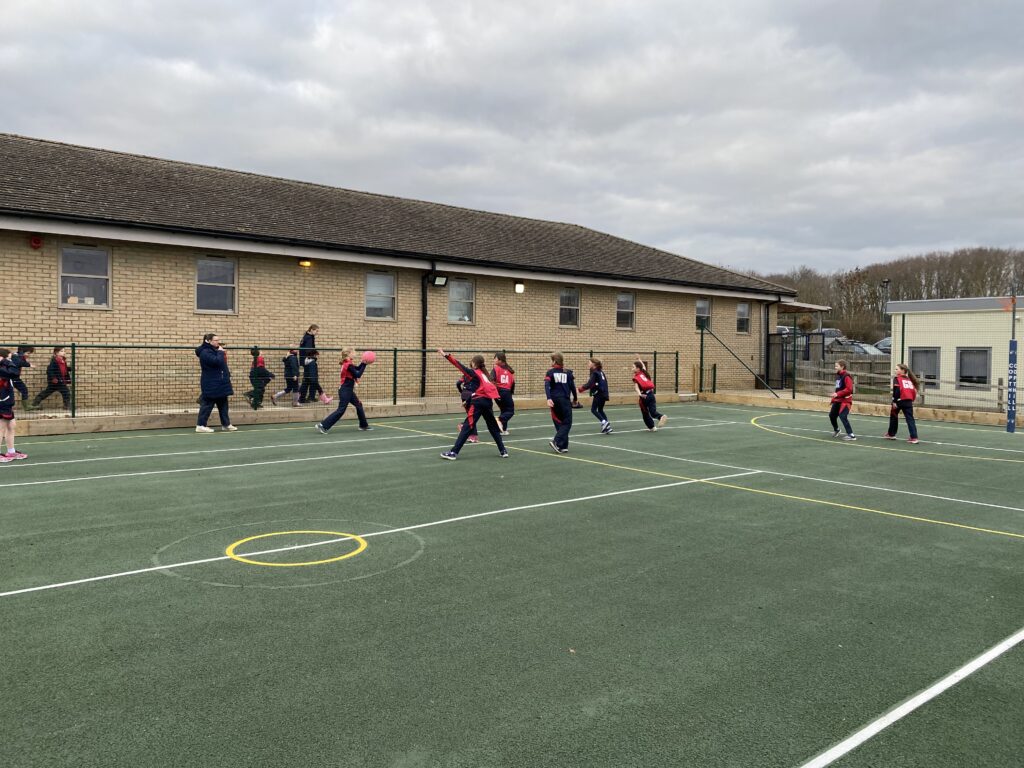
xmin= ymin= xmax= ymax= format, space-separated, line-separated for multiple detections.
xmin=195 ymin=256 xmax=238 ymax=315
xmin=365 ymin=271 xmax=397 ymax=321
xmin=447 ymin=278 xmax=475 ymax=324
xmin=59 ymin=245 xmax=111 ymax=309
xmin=696 ymin=297 xmax=712 ymax=330
xmin=736 ymin=302 xmax=751 ymax=334
xmin=616 ymin=292 xmax=635 ymax=330
xmin=956 ymin=347 xmax=991 ymax=390
xmin=559 ymin=286 xmax=581 ymax=328
xmin=908 ymin=347 xmax=940 ymax=389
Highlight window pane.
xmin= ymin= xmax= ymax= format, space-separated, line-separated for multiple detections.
xmin=197 ymin=284 xmax=235 ymax=312
xmin=616 ymin=310 xmax=634 ymax=329
xmin=909 ymin=349 xmax=939 ymax=388
xmin=365 ymin=296 xmax=395 ymax=319
xmin=617 ymin=293 xmax=634 ymax=311
xmin=560 ymin=307 xmax=579 ymax=326
xmin=696 ymin=298 xmax=710 ymax=315
xmin=959 ymin=349 xmax=989 ymax=385
xmin=737 ymin=302 xmax=749 ymax=319
xmin=560 ymin=287 xmax=579 ymax=308
xmin=62 ymin=249 xmax=108 ymax=276
xmin=367 ymin=273 xmax=395 ymax=296
xmin=449 ymin=300 xmax=473 ymax=323
xmin=197 ymin=260 xmax=235 ymax=285
xmin=62 ymin=276 xmax=108 ymax=306
xmin=737 ymin=317 xmax=751 ymax=333
xmin=449 ymin=280 xmax=473 ymax=301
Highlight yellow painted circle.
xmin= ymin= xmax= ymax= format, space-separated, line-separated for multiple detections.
xmin=225 ymin=530 xmax=368 ymax=567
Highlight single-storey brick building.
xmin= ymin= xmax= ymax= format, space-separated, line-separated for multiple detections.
xmin=0 ymin=134 xmax=794 ymax=426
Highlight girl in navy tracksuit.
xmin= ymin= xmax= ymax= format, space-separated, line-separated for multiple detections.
xmin=273 ymin=349 xmax=301 ymax=406
xmin=439 ymin=349 xmax=508 ymax=460
xmin=545 ymin=352 xmax=576 ymax=453
xmin=829 ymin=359 xmax=856 ymax=440
xmin=492 ymin=352 xmax=515 ymax=434
xmin=578 ymin=357 xmax=612 ymax=434
xmin=10 ymin=346 xmax=32 ymax=405
xmin=633 ymin=358 xmax=667 ymax=431
xmin=316 ymin=348 xmax=373 ymax=433
xmin=885 ymin=363 xmax=920 ymax=444
xmin=300 ymin=350 xmax=331 ymax=404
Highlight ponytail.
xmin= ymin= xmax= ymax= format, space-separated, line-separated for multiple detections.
xmin=494 ymin=351 xmax=514 ymax=375
xmin=898 ymin=363 xmax=920 ymax=389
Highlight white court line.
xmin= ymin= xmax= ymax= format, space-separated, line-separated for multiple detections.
xmin=573 ymin=435 xmax=1024 ymax=514
xmin=0 ymin=444 xmax=452 ymax=488
xmin=15 ymin=401 xmax=701 ymax=447
xmin=694 ymin=403 xmax=1019 ymax=435
xmin=0 ymin=421 xmax=738 ymax=481
xmin=766 ymin=422 xmax=1024 ymax=455
xmin=0 ymin=470 xmax=760 ymax=598
xmin=797 ymin=622 xmax=1024 ymax=767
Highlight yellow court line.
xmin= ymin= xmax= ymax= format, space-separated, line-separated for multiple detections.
xmin=374 ymin=422 xmax=1024 ymax=542
xmin=751 ymin=414 xmax=1024 ymax=464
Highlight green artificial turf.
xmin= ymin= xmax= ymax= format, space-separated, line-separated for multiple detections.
xmin=1 ymin=403 xmax=1021 ymax=767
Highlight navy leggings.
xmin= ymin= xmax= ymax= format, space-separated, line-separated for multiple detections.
xmin=496 ymin=389 xmax=515 ymax=428
xmin=320 ymin=386 xmax=368 ymax=431
xmin=550 ymin=396 xmax=573 ymax=449
xmin=829 ymin=402 xmax=853 ymax=435
xmin=452 ymin=398 xmax=506 ymax=454
xmin=887 ymin=399 xmax=918 ymax=439
xmin=590 ymin=393 xmax=609 ymax=424
xmin=638 ymin=391 xmax=662 ymax=429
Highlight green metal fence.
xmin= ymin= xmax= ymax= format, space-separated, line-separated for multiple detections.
xmin=2 ymin=344 xmax=685 ymax=421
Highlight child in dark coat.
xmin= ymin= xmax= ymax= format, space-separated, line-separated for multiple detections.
xmin=245 ymin=347 xmax=275 ymax=410
xmin=273 ymin=349 xmax=302 ymax=406
xmin=31 ymin=347 xmax=71 ymax=411
xmin=300 ymin=351 xmax=331 ymax=405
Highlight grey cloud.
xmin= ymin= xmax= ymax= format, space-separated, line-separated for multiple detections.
xmin=1 ymin=0 xmax=1022 ymax=276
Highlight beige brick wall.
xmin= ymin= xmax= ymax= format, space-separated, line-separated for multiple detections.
xmin=1 ymin=228 xmax=772 ymax=404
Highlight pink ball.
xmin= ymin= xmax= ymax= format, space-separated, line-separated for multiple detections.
xmin=361 ymin=350 xmax=376 ymax=364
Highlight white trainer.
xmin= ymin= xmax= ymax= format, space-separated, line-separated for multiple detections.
xmin=195 ymin=426 xmax=214 ymax=433
xmin=221 ymin=425 xmax=238 ymax=432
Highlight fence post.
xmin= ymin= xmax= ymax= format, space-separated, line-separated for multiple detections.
xmin=791 ymin=319 xmax=798 ymax=400
xmin=70 ymin=343 xmax=77 ymax=418
xmin=674 ymin=351 xmax=679 ymax=394
xmin=392 ymin=348 xmax=398 ymax=405
xmin=653 ymin=350 xmax=658 ymax=386
xmin=699 ymin=327 xmax=705 ymax=393
xmin=712 ymin=363 xmax=717 ymax=393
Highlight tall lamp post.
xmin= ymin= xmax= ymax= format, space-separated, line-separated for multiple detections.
xmin=880 ymin=278 xmax=891 ymax=323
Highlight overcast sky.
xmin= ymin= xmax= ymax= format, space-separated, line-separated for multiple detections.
xmin=3 ymin=0 xmax=1022 ymax=274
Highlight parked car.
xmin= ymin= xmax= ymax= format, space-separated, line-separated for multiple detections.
xmin=774 ymin=325 xmax=791 ymax=335
xmin=818 ymin=328 xmax=844 ymax=339
xmin=875 ymin=337 xmax=892 ymax=353
xmin=829 ymin=340 xmax=887 ymax=356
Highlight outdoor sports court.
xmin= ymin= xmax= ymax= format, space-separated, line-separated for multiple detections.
xmin=2 ymin=401 xmax=1021 ymax=767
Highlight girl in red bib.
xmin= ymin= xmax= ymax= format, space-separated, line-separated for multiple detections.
xmin=492 ymin=352 xmax=516 ymax=435
xmin=885 ymin=363 xmax=920 ymax=444
xmin=633 ymin=357 xmax=667 ymax=431
xmin=439 ymin=349 xmax=508 ymax=460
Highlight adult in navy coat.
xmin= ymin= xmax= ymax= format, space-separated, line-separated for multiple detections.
xmin=195 ymin=333 xmax=236 ymax=432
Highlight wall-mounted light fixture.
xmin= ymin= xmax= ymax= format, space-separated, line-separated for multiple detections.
xmin=514 ymin=281 xmax=525 ymax=294
xmin=298 ymin=259 xmax=313 ymax=268
xmin=430 ymin=274 xmax=448 ymax=287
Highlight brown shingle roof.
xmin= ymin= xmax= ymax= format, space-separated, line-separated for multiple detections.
xmin=0 ymin=134 xmax=793 ymax=295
